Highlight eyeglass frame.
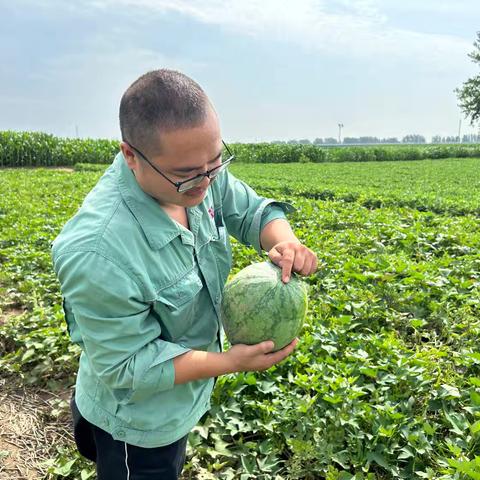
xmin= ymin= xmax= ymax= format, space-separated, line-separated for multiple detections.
xmin=123 ymin=139 xmax=235 ymax=193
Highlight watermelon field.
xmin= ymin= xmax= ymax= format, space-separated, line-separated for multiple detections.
xmin=1 ymin=155 xmax=480 ymax=479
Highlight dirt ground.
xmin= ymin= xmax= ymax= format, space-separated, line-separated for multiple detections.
xmin=0 ymin=307 xmax=25 ymax=326
xmin=0 ymin=375 xmax=73 ymax=480
xmin=0 ymin=302 xmax=75 ymax=480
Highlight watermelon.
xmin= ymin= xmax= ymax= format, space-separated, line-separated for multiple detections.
xmin=220 ymin=262 xmax=308 ymax=351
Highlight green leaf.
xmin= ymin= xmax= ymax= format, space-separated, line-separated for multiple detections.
xmin=444 ymin=410 xmax=467 ymax=435
xmin=81 ymin=469 xmax=95 ymax=480
xmin=471 ymin=390 xmax=480 ymax=406
xmin=240 ymin=454 xmax=257 ymax=474
xmin=439 ymin=384 xmax=461 ymax=399
xmin=471 ymin=420 xmax=480 ymax=435
xmin=448 ymin=458 xmax=480 ymax=480
xmin=323 ymin=394 xmax=343 ymax=404
xmin=53 ymin=459 xmax=76 ymax=476
xmin=367 ymin=451 xmax=390 ymax=470
xmin=21 ymin=348 xmax=36 ymax=362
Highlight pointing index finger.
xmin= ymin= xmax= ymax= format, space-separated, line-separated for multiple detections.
xmin=281 ymin=249 xmax=295 ymax=283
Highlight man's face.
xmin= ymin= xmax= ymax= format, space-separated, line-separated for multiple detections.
xmin=121 ymin=106 xmax=222 ymax=208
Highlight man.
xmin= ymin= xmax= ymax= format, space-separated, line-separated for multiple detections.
xmin=52 ymin=69 xmax=317 ymax=479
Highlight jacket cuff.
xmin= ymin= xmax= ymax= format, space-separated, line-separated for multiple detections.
xmin=250 ymin=200 xmax=296 ymax=254
xmin=135 ymin=342 xmax=191 ymax=396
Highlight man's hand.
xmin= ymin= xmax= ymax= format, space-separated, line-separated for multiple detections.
xmin=225 ymin=338 xmax=299 ymax=372
xmin=268 ymin=241 xmax=318 ymax=283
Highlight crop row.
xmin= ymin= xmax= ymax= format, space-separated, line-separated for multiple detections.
xmin=234 ymin=158 xmax=480 ymax=216
xmin=2 ymin=131 xmax=480 ymax=167
xmin=73 ymin=157 xmax=480 ymax=217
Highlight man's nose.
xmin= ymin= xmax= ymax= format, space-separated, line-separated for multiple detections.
xmin=199 ymin=174 xmax=211 ymax=188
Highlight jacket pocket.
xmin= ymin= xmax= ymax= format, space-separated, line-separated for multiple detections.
xmin=152 ymin=268 xmax=203 ymax=342
xmin=210 ymin=224 xmax=232 ymax=287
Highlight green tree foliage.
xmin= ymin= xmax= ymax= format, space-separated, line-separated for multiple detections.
xmin=402 ymin=134 xmax=426 ymax=144
xmin=456 ymin=31 xmax=480 ymax=124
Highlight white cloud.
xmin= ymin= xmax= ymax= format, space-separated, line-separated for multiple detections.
xmin=82 ymin=0 xmax=472 ymax=71
xmin=4 ymin=0 xmax=478 ymax=139
xmin=11 ymin=0 xmax=475 ymax=71
xmin=380 ymin=0 xmax=480 ymax=15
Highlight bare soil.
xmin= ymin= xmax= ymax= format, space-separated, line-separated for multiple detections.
xmin=0 ymin=305 xmax=75 ymax=479
xmin=0 ymin=307 xmax=25 ymax=326
xmin=0 ymin=376 xmax=73 ymax=480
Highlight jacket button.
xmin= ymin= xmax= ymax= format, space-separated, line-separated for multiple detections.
xmin=117 ymin=430 xmax=125 ymax=438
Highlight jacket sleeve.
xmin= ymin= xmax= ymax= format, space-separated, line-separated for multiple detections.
xmin=218 ymin=170 xmax=295 ymax=253
xmin=53 ymin=250 xmax=190 ymax=404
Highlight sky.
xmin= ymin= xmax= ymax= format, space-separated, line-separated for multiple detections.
xmin=1 ymin=0 xmax=479 ymax=143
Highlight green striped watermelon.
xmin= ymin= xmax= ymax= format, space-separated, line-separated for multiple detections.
xmin=220 ymin=262 xmax=308 ymax=351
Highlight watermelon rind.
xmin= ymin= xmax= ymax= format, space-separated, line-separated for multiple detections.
xmin=220 ymin=262 xmax=308 ymax=351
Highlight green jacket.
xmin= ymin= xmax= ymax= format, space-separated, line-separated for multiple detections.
xmin=51 ymin=152 xmax=293 ymax=447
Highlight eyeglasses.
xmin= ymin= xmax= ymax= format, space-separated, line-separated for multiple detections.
xmin=124 ymin=139 xmax=235 ymax=193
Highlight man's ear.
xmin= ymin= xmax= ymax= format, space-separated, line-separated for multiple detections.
xmin=120 ymin=142 xmax=138 ymax=170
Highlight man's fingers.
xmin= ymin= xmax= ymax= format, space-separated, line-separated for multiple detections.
xmin=256 ymin=340 xmax=275 ymax=354
xmin=281 ymin=250 xmax=295 ymax=282
xmin=293 ymin=251 xmax=306 ymax=274
xmin=301 ymin=255 xmax=317 ymax=276
xmin=266 ymin=338 xmax=299 ymax=364
xmin=299 ymin=252 xmax=318 ymax=276
xmin=299 ymin=256 xmax=312 ymax=276
xmin=268 ymin=247 xmax=282 ymax=265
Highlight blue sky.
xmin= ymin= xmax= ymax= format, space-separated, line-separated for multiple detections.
xmin=1 ymin=0 xmax=479 ymax=142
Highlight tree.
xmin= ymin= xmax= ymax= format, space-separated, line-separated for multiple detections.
xmin=456 ymin=31 xmax=480 ymax=124
xmin=402 ymin=134 xmax=426 ymax=144
xmin=360 ymin=136 xmax=380 ymax=144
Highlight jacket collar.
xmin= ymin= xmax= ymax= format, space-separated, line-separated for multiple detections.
xmin=115 ymin=152 xmax=198 ymax=250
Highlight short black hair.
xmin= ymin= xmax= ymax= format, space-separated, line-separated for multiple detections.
xmin=119 ymin=69 xmax=209 ymax=155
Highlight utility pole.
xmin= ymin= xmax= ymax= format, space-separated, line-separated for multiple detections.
xmin=458 ymin=119 xmax=462 ymax=143
xmin=338 ymin=123 xmax=344 ymax=144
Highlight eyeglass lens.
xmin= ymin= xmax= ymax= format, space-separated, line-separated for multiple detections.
xmin=178 ymin=163 xmax=228 ymax=193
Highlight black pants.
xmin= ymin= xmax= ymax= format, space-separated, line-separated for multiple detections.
xmin=70 ymin=394 xmax=188 ymax=480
